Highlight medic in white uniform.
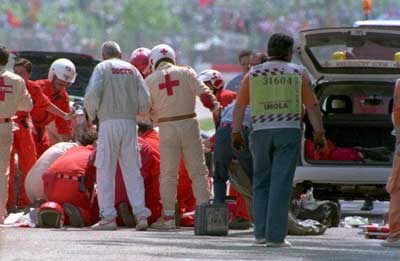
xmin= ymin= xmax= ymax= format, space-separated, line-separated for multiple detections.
xmin=145 ymin=44 xmax=219 ymax=229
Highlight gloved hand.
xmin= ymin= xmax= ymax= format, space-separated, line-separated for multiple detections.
xmin=313 ymin=130 xmax=326 ymax=153
xmin=231 ymin=132 xmax=245 ymax=153
xmin=63 ymin=112 xmax=76 ymax=121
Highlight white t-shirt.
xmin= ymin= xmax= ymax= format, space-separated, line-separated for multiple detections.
xmin=24 ymin=142 xmax=79 ymax=202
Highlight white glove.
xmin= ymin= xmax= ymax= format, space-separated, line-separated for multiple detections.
xmin=11 ymin=121 xmax=19 ymax=132
xmin=63 ymin=112 xmax=76 ymax=121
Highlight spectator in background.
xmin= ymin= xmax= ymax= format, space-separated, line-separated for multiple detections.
xmin=249 ymin=52 xmax=269 ymax=67
xmin=225 ymin=49 xmax=253 ymax=93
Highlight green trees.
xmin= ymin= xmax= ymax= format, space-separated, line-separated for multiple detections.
xmin=119 ymin=0 xmax=182 ymax=53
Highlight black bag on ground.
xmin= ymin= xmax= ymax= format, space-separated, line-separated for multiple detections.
xmin=195 ymin=202 xmax=228 ymax=236
xmin=292 ymin=188 xmax=341 ymax=228
xmin=288 ymin=211 xmax=327 ymax=236
xmin=294 ymin=200 xmax=340 ymax=228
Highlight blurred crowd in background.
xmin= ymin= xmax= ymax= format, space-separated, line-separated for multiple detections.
xmin=1 ymin=0 xmax=400 ymax=66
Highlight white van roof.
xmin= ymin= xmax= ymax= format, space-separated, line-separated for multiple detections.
xmin=354 ymin=20 xmax=400 ymax=27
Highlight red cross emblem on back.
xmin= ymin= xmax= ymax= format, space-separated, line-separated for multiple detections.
xmin=159 ymin=74 xmax=179 ymax=96
xmin=0 ymin=77 xmax=13 ymax=101
xmin=160 ymin=48 xmax=168 ymax=56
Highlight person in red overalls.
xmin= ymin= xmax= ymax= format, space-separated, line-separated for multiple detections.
xmin=198 ymin=69 xmax=236 ymax=108
xmin=42 ymin=133 xmax=97 ymax=227
xmin=7 ymin=58 xmax=75 ymax=211
xmin=113 ymin=137 xmax=162 ymax=227
xmin=33 ymin=58 xmax=76 ymax=156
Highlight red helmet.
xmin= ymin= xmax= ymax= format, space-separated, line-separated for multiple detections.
xmin=130 ymin=47 xmax=151 ymax=77
xmin=198 ymin=69 xmax=225 ymax=90
xmin=38 ymin=201 xmax=65 ymax=228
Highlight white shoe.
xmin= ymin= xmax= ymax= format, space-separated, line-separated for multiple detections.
xmin=91 ymin=218 xmax=117 ymax=231
xmin=136 ymin=217 xmax=148 ymax=231
xmin=266 ymin=239 xmax=292 ymax=248
xmin=150 ymin=217 xmax=176 ymax=230
xmin=381 ymin=238 xmax=400 ymax=248
xmin=252 ymin=238 xmax=266 ymax=246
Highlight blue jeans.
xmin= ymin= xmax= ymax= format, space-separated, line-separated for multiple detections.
xmin=213 ymin=124 xmax=253 ymax=203
xmin=250 ymin=128 xmax=301 ymax=242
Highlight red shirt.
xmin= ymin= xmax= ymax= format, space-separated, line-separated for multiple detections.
xmin=34 ymin=79 xmax=71 ymax=135
xmin=212 ymin=89 xmax=237 ymax=126
xmin=216 ymin=89 xmax=236 ymax=108
xmin=15 ymin=80 xmax=51 ymax=121
xmin=43 ymin=145 xmax=96 ymax=204
xmin=140 ymin=129 xmax=160 ymax=155
xmin=114 ymin=137 xmax=162 ymax=224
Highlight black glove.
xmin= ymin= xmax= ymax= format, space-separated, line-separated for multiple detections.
xmin=231 ymin=132 xmax=245 ymax=153
xmin=313 ymin=131 xmax=326 ymax=153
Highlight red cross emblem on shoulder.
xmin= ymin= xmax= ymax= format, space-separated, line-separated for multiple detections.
xmin=160 ymin=48 xmax=168 ymax=56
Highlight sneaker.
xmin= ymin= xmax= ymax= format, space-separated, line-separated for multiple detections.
xmin=117 ymin=202 xmax=136 ymax=228
xmin=252 ymin=238 xmax=266 ymax=246
xmin=63 ymin=203 xmax=84 ymax=227
xmin=91 ymin=218 xmax=117 ymax=231
xmin=228 ymin=217 xmax=250 ymax=230
xmin=381 ymin=238 xmax=400 ymax=248
xmin=135 ymin=217 xmax=148 ymax=231
xmin=150 ymin=216 xmax=176 ymax=230
xmin=361 ymin=200 xmax=374 ymax=211
xmin=266 ymin=239 xmax=292 ymax=248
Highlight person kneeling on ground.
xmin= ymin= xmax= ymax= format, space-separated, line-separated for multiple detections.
xmin=112 ymin=136 xmax=162 ymax=227
xmin=40 ymin=132 xmax=98 ymax=227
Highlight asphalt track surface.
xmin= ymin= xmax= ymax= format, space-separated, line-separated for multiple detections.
xmin=1 ymin=201 xmax=400 ymax=261
xmin=1 ymin=225 xmax=400 ymax=260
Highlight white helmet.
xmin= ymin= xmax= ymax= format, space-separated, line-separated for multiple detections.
xmin=149 ymin=44 xmax=176 ymax=71
xmin=198 ymin=69 xmax=225 ymax=90
xmin=48 ymin=58 xmax=77 ymax=83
